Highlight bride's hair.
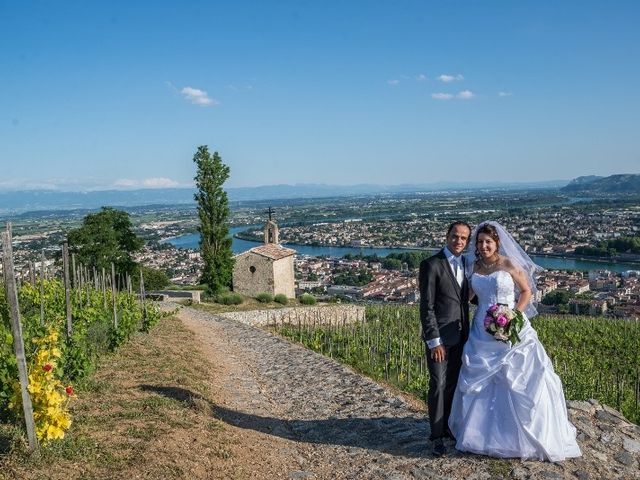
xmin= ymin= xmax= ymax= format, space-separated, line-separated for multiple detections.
xmin=474 ymin=223 xmax=501 ymax=257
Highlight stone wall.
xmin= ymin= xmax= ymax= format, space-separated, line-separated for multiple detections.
xmin=233 ymin=252 xmax=274 ymax=297
xmin=219 ymin=304 xmax=366 ymax=327
xmin=149 ymin=290 xmax=201 ymax=303
xmin=272 ymin=255 xmax=295 ymax=298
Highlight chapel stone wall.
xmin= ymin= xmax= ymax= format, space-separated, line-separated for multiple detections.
xmin=272 ymin=255 xmax=295 ymax=298
xmin=233 ymin=253 xmax=275 ymax=297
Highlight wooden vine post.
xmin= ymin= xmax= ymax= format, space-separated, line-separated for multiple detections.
xmin=1 ymin=225 xmax=39 ymax=452
xmin=71 ymin=253 xmax=77 ymax=288
xmin=139 ymin=268 xmax=146 ymax=322
xmin=62 ymin=241 xmax=73 ymax=337
xmin=102 ymin=267 xmax=107 ymax=309
xmin=39 ymin=250 xmax=45 ymax=326
xmin=111 ymin=263 xmax=118 ymax=328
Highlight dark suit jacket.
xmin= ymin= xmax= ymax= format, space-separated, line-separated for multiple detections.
xmin=419 ymin=250 xmax=470 ymax=346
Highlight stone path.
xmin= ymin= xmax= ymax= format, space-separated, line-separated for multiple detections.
xmin=175 ymin=305 xmax=640 ymax=480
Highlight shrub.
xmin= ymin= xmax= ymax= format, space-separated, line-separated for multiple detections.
xmin=274 ymin=294 xmax=288 ymax=305
xmin=255 ymin=292 xmax=273 ymax=303
xmin=216 ymin=293 xmax=243 ymax=305
xmin=298 ymin=294 xmax=316 ymax=305
xmin=141 ymin=303 xmax=162 ymax=333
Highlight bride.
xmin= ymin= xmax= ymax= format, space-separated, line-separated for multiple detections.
xmin=448 ymin=221 xmax=582 ymax=461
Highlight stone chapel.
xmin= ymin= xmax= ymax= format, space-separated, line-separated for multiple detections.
xmin=232 ymin=211 xmax=296 ymax=298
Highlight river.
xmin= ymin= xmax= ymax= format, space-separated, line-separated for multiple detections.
xmin=164 ymin=227 xmax=639 ymax=273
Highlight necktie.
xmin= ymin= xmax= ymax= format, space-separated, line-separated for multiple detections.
xmin=453 ymin=258 xmax=462 ymax=287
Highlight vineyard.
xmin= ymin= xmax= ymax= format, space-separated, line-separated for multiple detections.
xmin=272 ymin=305 xmax=640 ymax=425
xmin=1 ymin=242 xmax=161 ymax=450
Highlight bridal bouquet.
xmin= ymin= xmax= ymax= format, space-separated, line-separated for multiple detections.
xmin=484 ymin=304 xmax=524 ymax=345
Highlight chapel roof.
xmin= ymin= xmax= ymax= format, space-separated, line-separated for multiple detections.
xmin=244 ymin=243 xmax=296 ymax=260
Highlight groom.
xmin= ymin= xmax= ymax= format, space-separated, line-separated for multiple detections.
xmin=419 ymin=221 xmax=471 ymax=455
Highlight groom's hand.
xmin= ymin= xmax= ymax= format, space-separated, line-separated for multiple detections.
xmin=431 ymin=345 xmax=446 ymax=363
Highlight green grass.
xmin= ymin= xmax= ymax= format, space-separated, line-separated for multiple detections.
xmin=488 ymin=458 xmax=512 ymax=478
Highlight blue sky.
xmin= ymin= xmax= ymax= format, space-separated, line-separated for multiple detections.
xmin=1 ymin=1 xmax=638 ymax=190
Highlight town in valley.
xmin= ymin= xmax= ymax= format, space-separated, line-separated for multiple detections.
xmin=3 ymin=184 xmax=640 ymax=319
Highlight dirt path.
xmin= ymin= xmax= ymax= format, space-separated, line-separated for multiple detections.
xmin=177 ymin=305 xmax=635 ymax=480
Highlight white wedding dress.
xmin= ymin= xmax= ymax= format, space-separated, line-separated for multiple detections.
xmin=448 ymin=270 xmax=582 ymax=461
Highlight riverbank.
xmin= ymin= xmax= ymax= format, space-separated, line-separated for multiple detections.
xmin=163 ymin=230 xmax=640 ymax=273
xmin=234 ymin=231 xmax=640 ymax=268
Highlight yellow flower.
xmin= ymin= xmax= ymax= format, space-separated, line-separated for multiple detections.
xmin=46 ymin=424 xmax=65 ymax=440
xmin=9 ymin=326 xmax=74 ymax=445
xmin=57 ymin=415 xmax=72 ymax=430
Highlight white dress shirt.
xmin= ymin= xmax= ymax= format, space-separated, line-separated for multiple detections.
xmin=426 ymin=246 xmax=464 ymax=350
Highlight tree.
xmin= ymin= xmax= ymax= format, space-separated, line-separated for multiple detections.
xmin=193 ymin=145 xmax=234 ymax=294
xmin=542 ymin=290 xmax=573 ymax=306
xmin=133 ymin=266 xmax=170 ymax=291
xmin=382 ymin=257 xmax=403 ymax=271
xmin=67 ymin=207 xmax=143 ymax=275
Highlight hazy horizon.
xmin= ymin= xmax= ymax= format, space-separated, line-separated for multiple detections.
xmin=0 ymin=178 xmax=571 ymax=193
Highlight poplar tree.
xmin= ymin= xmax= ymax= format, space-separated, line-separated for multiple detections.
xmin=193 ymin=145 xmax=234 ymax=294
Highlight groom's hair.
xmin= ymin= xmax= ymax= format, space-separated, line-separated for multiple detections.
xmin=446 ymin=221 xmax=472 ymax=236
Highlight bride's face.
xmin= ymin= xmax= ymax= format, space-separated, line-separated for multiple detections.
xmin=476 ymin=233 xmax=498 ymax=259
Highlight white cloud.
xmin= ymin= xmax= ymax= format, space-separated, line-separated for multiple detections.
xmin=438 ymin=74 xmax=464 ymax=83
xmin=457 ymin=90 xmax=475 ymax=100
xmin=113 ymin=177 xmax=182 ymax=189
xmin=432 ymin=93 xmax=454 ymax=100
xmin=498 ymin=91 xmax=513 ymax=97
xmin=416 ymin=74 xmax=427 ymax=81
xmin=142 ymin=177 xmax=181 ymax=188
xmin=0 ymin=179 xmax=60 ymax=191
xmin=0 ymin=176 xmax=189 ymax=192
xmin=113 ymin=178 xmax=139 ymax=188
xmin=387 ymin=79 xmax=400 ymax=86
xmin=181 ymin=86 xmax=218 ymax=106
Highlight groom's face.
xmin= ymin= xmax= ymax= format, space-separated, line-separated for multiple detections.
xmin=447 ymin=225 xmax=470 ymax=256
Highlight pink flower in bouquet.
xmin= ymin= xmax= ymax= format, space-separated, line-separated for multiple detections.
xmin=484 ymin=315 xmax=493 ymax=329
xmin=496 ymin=314 xmax=509 ymax=328
xmin=488 ymin=304 xmax=499 ymax=313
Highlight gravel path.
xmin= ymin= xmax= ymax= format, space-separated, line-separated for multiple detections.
xmin=175 ymin=304 xmax=640 ymax=480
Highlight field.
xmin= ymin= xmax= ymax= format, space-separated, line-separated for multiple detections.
xmin=273 ymin=305 xmax=640 ymax=424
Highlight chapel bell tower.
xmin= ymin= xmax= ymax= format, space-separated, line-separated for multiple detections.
xmin=263 ymin=206 xmax=279 ymax=244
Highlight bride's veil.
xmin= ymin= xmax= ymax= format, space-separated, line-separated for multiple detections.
xmin=465 ymin=220 xmax=543 ymax=318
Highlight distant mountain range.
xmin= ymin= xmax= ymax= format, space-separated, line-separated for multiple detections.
xmin=227 ymin=180 xmax=566 ymax=200
xmin=0 ymin=175 xmax=635 ymax=215
xmin=561 ymin=174 xmax=640 ymax=194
